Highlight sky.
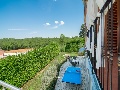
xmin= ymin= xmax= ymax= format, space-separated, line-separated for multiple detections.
xmin=0 ymin=0 xmax=84 ymax=39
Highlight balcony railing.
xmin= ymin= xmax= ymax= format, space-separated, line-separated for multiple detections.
xmin=0 ymin=80 xmax=21 ymax=90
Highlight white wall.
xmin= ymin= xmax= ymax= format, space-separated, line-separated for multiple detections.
xmin=85 ymin=0 xmax=107 ymax=69
xmin=95 ymin=0 xmax=105 ymax=10
xmin=4 ymin=53 xmax=17 ymax=56
xmin=3 ymin=52 xmax=26 ymax=57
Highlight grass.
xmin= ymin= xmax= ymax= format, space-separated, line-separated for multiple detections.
xmin=21 ymin=52 xmax=78 ymax=90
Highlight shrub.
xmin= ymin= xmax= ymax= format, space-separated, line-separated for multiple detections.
xmin=0 ymin=42 xmax=60 ymax=88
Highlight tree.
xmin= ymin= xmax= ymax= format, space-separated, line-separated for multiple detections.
xmin=59 ymin=34 xmax=65 ymax=45
xmin=79 ymin=24 xmax=87 ymax=38
xmin=59 ymin=34 xmax=66 ymax=52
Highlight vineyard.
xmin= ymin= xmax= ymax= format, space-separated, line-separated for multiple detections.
xmin=0 ymin=42 xmax=60 ymax=88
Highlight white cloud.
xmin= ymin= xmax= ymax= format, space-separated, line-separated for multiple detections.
xmin=55 ymin=21 xmax=59 ymax=24
xmin=46 ymin=23 xmax=51 ymax=26
xmin=8 ymin=29 xmax=28 ymax=31
xmin=44 ymin=23 xmax=51 ymax=26
xmin=60 ymin=21 xmax=64 ymax=25
xmin=53 ymin=26 xmax=58 ymax=29
xmin=29 ymin=31 xmax=37 ymax=35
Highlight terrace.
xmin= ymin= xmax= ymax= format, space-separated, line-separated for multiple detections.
xmin=55 ymin=53 xmax=101 ymax=90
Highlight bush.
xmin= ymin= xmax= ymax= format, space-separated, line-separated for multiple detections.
xmin=0 ymin=42 xmax=60 ymax=88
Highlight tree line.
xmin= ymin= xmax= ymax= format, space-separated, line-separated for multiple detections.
xmin=0 ymin=34 xmax=85 ymax=52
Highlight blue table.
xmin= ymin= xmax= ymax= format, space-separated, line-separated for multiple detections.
xmin=62 ymin=67 xmax=82 ymax=85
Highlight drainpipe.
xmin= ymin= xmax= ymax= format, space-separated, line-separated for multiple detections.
xmin=110 ymin=0 xmax=113 ymax=90
xmin=107 ymin=5 xmax=110 ymax=90
xmin=101 ymin=12 xmax=103 ymax=90
xmin=100 ymin=5 xmax=105 ymax=89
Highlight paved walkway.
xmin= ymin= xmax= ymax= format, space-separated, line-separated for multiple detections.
xmin=55 ymin=56 xmax=89 ymax=90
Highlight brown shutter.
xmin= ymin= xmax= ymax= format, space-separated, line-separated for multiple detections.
xmin=104 ymin=1 xmax=118 ymax=90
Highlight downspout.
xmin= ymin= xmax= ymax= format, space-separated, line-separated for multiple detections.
xmin=110 ymin=0 xmax=113 ymax=90
xmin=107 ymin=5 xmax=110 ymax=90
xmin=102 ymin=9 xmax=105 ymax=90
xmin=100 ymin=12 xmax=103 ymax=90
xmin=100 ymin=3 xmax=105 ymax=88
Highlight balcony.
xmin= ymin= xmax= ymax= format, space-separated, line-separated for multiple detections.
xmin=55 ymin=55 xmax=101 ymax=90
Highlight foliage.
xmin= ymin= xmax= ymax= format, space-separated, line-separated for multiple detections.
xmin=22 ymin=52 xmax=77 ymax=90
xmin=59 ymin=34 xmax=66 ymax=52
xmin=65 ymin=37 xmax=85 ymax=52
xmin=0 ymin=38 xmax=60 ymax=51
xmin=59 ymin=34 xmax=65 ymax=45
xmin=79 ymin=24 xmax=87 ymax=38
xmin=0 ymin=42 xmax=60 ymax=87
xmin=0 ymin=35 xmax=85 ymax=53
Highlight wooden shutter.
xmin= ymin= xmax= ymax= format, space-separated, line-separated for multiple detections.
xmin=107 ymin=1 xmax=118 ymax=90
xmin=107 ymin=2 xmax=118 ymax=54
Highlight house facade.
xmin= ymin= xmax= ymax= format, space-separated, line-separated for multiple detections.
xmin=83 ymin=0 xmax=120 ymax=90
xmin=4 ymin=49 xmax=32 ymax=57
xmin=0 ymin=49 xmax=32 ymax=58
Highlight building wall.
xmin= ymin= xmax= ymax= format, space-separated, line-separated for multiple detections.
xmin=3 ymin=49 xmax=31 ymax=57
xmin=84 ymin=0 xmax=119 ymax=89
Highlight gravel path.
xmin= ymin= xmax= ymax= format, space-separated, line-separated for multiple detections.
xmin=55 ymin=56 xmax=89 ymax=90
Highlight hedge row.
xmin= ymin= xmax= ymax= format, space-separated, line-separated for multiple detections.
xmin=0 ymin=42 xmax=60 ymax=87
xmin=65 ymin=40 xmax=81 ymax=52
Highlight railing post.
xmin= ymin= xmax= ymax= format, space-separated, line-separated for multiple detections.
xmin=0 ymin=80 xmax=21 ymax=90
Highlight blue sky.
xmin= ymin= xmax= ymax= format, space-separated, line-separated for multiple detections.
xmin=0 ymin=0 xmax=84 ymax=39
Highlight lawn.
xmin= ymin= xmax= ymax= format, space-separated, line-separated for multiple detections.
xmin=21 ymin=52 xmax=78 ymax=90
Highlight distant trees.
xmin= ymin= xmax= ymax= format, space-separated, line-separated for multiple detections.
xmin=59 ymin=34 xmax=66 ymax=52
xmin=0 ymin=34 xmax=85 ymax=52
xmin=59 ymin=34 xmax=65 ymax=45
xmin=0 ymin=38 xmax=60 ymax=50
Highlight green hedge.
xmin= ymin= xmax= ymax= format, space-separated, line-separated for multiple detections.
xmin=65 ymin=40 xmax=81 ymax=52
xmin=0 ymin=42 xmax=60 ymax=88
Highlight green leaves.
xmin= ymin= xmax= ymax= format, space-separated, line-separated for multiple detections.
xmin=0 ymin=38 xmax=60 ymax=50
xmin=65 ymin=39 xmax=81 ymax=52
xmin=79 ymin=24 xmax=87 ymax=38
xmin=0 ymin=43 xmax=60 ymax=88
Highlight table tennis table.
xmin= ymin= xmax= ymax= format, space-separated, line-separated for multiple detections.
xmin=62 ymin=66 xmax=82 ymax=85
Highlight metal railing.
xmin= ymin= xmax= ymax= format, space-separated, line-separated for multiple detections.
xmin=0 ymin=80 xmax=21 ymax=90
xmin=86 ymin=58 xmax=101 ymax=90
